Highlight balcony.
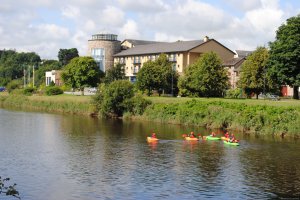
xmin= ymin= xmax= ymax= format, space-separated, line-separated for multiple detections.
xmin=132 ymin=58 xmax=141 ymax=64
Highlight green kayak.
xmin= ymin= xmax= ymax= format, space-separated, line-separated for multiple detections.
xmin=223 ymin=141 xmax=240 ymax=146
xmin=205 ymin=136 xmax=221 ymax=141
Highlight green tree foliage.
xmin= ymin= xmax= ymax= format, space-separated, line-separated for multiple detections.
xmin=0 ymin=50 xmax=41 ymax=86
xmin=103 ymin=63 xmax=126 ymax=84
xmin=269 ymin=15 xmax=300 ymax=99
xmin=0 ymin=176 xmax=20 ymax=199
xmin=96 ymin=80 xmax=134 ymax=117
xmin=58 ymin=48 xmax=79 ymax=66
xmin=238 ymin=47 xmax=271 ymax=98
xmin=61 ymin=56 xmax=103 ymax=95
xmin=136 ymin=54 xmax=178 ymax=96
xmin=178 ymin=52 xmax=228 ymax=97
xmin=93 ymin=80 xmax=151 ymax=117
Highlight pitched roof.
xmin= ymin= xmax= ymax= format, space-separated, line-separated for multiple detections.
xmin=115 ymin=40 xmax=206 ymax=57
xmin=223 ymin=57 xmax=244 ymax=66
xmin=235 ymin=50 xmax=253 ymax=58
xmin=123 ymin=39 xmax=162 ymax=46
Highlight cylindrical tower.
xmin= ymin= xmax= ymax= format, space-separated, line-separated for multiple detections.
xmin=87 ymin=33 xmax=121 ymax=72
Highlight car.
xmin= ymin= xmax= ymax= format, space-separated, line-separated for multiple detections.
xmin=258 ymin=93 xmax=279 ymax=101
xmin=0 ymin=87 xmax=5 ymax=92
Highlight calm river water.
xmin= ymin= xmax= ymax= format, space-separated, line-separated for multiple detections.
xmin=0 ymin=108 xmax=299 ymax=200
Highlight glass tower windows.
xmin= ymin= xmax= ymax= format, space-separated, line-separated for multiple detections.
xmin=91 ymin=48 xmax=105 ymax=72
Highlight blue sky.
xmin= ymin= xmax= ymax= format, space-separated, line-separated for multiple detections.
xmin=0 ymin=0 xmax=299 ymax=59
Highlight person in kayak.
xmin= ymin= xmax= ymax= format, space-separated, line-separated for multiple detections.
xmin=229 ymin=134 xmax=236 ymax=143
xmin=151 ymin=133 xmax=157 ymax=138
xmin=224 ymin=132 xmax=229 ymax=138
xmin=189 ymin=132 xmax=196 ymax=138
xmin=210 ymin=132 xmax=216 ymax=137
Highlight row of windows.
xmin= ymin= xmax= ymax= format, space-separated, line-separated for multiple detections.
xmin=117 ymin=53 xmax=178 ymax=64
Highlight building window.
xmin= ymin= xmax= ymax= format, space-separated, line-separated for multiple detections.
xmin=91 ymin=48 xmax=105 ymax=72
xmin=46 ymin=77 xmax=51 ymax=86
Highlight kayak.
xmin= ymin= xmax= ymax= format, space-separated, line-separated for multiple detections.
xmin=147 ymin=137 xmax=159 ymax=142
xmin=184 ymin=137 xmax=199 ymax=141
xmin=205 ymin=136 xmax=221 ymax=141
xmin=223 ymin=141 xmax=240 ymax=146
xmin=221 ymin=136 xmax=230 ymax=141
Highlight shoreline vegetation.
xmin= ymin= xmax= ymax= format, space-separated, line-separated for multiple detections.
xmin=0 ymin=93 xmax=299 ymax=138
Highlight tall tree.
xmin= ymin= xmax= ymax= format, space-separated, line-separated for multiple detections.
xmin=238 ymin=47 xmax=270 ymax=99
xmin=58 ymin=48 xmax=79 ymax=66
xmin=136 ymin=54 xmax=178 ymax=96
xmin=269 ymin=15 xmax=300 ymax=99
xmin=178 ymin=52 xmax=228 ymax=97
xmin=61 ymin=56 xmax=103 ymax=95
xmin=103 ymin=63 xmax=126 ymax=84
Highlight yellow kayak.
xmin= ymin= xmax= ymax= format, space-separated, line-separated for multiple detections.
xmin=184 ymin=137 xmax=199 ymax=141
xmin=147 ymin=137 xmax=159 ymax=142
xmin=221 ymin=136 xmax=230 ymax=141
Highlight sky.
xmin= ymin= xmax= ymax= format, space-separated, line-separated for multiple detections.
xmin=0 ymin=0 xmax=299 ymax=60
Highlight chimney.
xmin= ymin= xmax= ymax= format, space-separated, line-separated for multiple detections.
xmin=204 ymin=36 xmax=209 ymax=42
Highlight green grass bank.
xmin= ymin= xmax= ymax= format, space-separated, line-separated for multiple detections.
xmin=141 ymin=97 xmax=300 ymax=137
xmin=0 ymin=93 xmax=92 ymax=115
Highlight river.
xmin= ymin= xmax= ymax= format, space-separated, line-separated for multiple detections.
xmin=0 ymin=108 xmax=299 ymax=200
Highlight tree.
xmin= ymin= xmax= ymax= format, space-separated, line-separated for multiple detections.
xmin=136 ymin=54 xmax=178 ymax=96
xmin=98 ymin=80 xmax=134 ymax=117
xmin=103 ymin=63 xmax=126 ymax=84
xmin=269 ymin=15 xmax=300 ymax=99
xmin=0 ymin=50 xmax=41 ymax=86
xmin=61 ymin=56 xmax=103 ymax=95
xmin=58 ymin=48 xmax=79 ymax=66
xmin=238 ymin=47 xmax=271 ymax=98
xmin=178 ymin=52 xmax=229 ymax=97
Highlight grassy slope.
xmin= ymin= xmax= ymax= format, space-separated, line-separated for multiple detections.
xmin=146 ymin=96 xmax=300 ymax=107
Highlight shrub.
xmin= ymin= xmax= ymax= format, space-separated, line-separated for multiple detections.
xmin=225 ymin=88 xmax=242 ymax=99
xmin=99 ymin=80 xmax=134 ymax=117
xmin=45 ymin=86 xmax=63 ymax=96
xmin=6 ymin=79 xmax=23 ymax=93
xmin=23 ymin=87 xmax=36 ymax=96
xmin=129 ymin=94 xmax=152 ymax=115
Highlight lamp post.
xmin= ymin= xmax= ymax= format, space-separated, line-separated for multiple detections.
xmin=23 ymin=64 xmax=26 ymax=88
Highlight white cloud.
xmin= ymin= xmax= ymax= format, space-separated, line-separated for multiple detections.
xmin=62 ymin=5 xmax=80 ymax=19
xmin=119 ymin=19 xmax=140 ymax=39
xmin=102 ymin=6 xmax=125 ymax=27
xmin=224 ymin=0 xmax=261 ymax=11
xmin=118 ymin=0 xmax=168 ymax=12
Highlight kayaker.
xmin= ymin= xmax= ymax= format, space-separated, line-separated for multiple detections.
xmin=189 ymin=132 xmax=195 ymax=138
xmin=210 ymin=132 xmax=216 ymax=137
xmin=229 ymin=134 xmax=236 ymax=143
xmin=225 ymin=132 xmax=229 ymax=138
xmin=151 ymin=133 xmax=157 ymax=138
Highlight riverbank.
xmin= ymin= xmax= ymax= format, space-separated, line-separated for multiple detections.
xmin=0 ymin=93 xmax=92 ymax=115
xmin=1 ymin=93 xmax=299 ymax=137
xmin=141 ymin=98 xmax=300 ymax=137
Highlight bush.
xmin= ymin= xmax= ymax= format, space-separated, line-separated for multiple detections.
xmin=225 ymin=88 xmax=242 ymax=99
xmin=6 ymin=79 xmax=23 ymax=93
xmin=92 ymin=80 xmax=151 ymax=117
xmin=23 ymin=87 xmax=36 ymax=96
xmin=45 ymin=86 xmax=63 ymax=96
xmin=99 ymin=80 xmax=134 ymax=117
xmin=129 ymin=94 xmax=152 ymax=115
